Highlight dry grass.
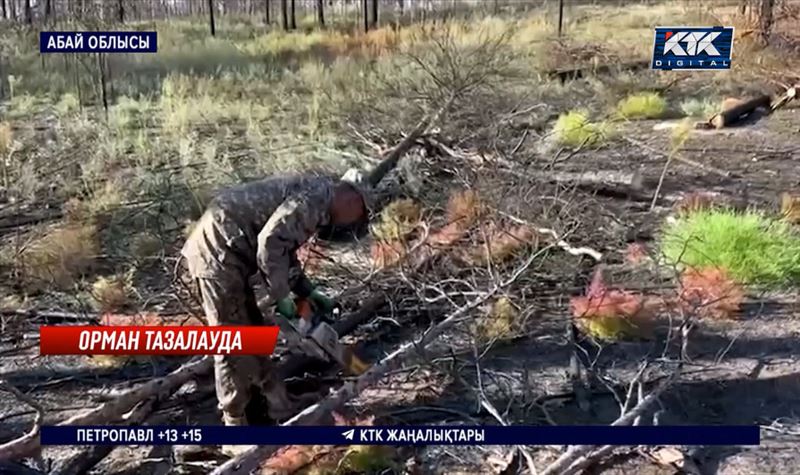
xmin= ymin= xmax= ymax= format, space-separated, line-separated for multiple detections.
xmin=20 ymin=223 xmax=98 ymax=291
xmin=370 ymin=240 xmax=406 ymax=270
xmin=91 ymin=273 xmax=134 ymax=312
xmin=780 ymin=192 xmax=800 ymax=225
xmin=0 ymin=122 xmax=11 ymax=156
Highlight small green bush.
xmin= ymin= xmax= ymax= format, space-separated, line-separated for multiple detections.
xmin=616 ymin=92 xmax=667 ymax=119
xmin=680 ymin=97 xmax=718 ymax=118
xmin=661 ymin=209 xmax=800 ymax=286
xmin=553 ymin=110 xmax=611 ymax=147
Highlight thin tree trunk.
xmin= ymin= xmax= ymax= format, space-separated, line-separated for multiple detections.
xmin=43 ymin=0 xmax=52 ymax=22
xmin=362 ymin=0 xmax=368 ymax=32
xmin=24 ymin=0 xmax=31 ymax=24
xmin=757 ymin=0 xmax=774 ymax=45
xmin=208 ymin=0 xmax=216 ymax=36
xmin=97 ymin=53 xmax=108 ymax=123
xmin=290 ymin=0 xmax=296 ymax=29
xmin=316 ymin=0 xmax=324 ymax=26
xmin=265 ymin=0 xmax=270 ymax=24
xmin=9 ymin=0 xmax=16 ymax=21
xmin=558 ymin=0 xmax=564 ymax=37
xmin=1 ymin=0 xmax=5 ymax=20
xmin=281 ymin=0 xmax=288 ymax=30
xmin=117 ymin=0 xmax=124 ymax=23
xmin=371 ymin=0 xmax=378 ymax=27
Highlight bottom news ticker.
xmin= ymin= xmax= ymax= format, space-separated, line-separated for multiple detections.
xmin=41 ymin=425 xmax=760 ymax=446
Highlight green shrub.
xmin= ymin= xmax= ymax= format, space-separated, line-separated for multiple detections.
xmin=616 ymin=92 xmax=667 ymax=119
xmin=660 ymin=209 xmax=800 ymax=286
xmin=553 ymin=110 xmax=611 ymax=147
xmin=680 ymin=97 xmax=718 ymax=118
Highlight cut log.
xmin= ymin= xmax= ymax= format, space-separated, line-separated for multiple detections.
xmin=710 ymin=95 xmax=772 ymax=128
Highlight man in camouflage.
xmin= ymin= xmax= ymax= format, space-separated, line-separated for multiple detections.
xmin=182 ymin=171 xmax=368 ymax=430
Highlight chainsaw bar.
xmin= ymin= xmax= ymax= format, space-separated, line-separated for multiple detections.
xmin=249 ymin=275 xmax=370 ymax=375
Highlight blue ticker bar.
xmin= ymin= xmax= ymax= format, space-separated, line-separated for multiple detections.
xmin=41 ymin=425 xmax=760 ymax=446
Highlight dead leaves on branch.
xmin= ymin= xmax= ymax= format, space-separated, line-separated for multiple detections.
xmin=678 ymin=266 xmax=743 ymax=320
xmin=369 ymin=190 xmax=540 ymax=270
xmin=570 ymin=263 xmax=744 ymax=341
xmin=570 ymin=267 xmax=658 ymax=341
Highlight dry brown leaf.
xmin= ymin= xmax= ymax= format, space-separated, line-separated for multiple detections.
xmin=678 ymin=266 xmax=743 ymax=319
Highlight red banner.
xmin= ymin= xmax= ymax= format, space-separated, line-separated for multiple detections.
xmin=39 ymin=326 xmax=279 ymax=356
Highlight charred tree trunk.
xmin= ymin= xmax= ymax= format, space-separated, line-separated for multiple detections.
xmin=316 ymin=0 xmax=324 ymax=26
xmin=43 ymin=0 xmax=52 ymax=22
xmin=757 ymin=0 xmax=774 ymax=45
xmin=24 ymin=0 xmax=32 ymax=24
xmin=290 ymin=0 xmax=296 ymax=29
xmin=117 ymin=0 xmax=124 ymax=23
xmin=281 ymin=0 xmax=288 ymax=30
xmin=371 ymin=0 xmax=378 ymax=27
xmin=1 ymin=0 xmax=5 ymax=20
xmin=207 ymin=0 xmax=216 ymax=36
xmin=362 ymin=0 xmax=368 ymax=32
xmin=265 ymin=0 xmax=270 ymax=24
xmin=97 ymin=53 xmax=109 ymax=122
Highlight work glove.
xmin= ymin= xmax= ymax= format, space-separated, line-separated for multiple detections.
xmin=276 ymin=297 xmax=297 ymax=319
xmin=309 ymin=288 xmax=337 ymax=314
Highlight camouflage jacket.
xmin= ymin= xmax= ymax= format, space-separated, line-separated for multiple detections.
xmin=182 ymin=174 xmax=335 ymax=303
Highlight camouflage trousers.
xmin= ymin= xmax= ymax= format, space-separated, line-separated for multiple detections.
xmin=194 ymin=273 xmax=294 ymax=426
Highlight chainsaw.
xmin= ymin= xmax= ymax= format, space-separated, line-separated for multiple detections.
xmin=250 ymin=276 xmax=370 ymax=376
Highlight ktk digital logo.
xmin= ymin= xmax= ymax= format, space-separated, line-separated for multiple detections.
xmin=652 ymin=27 xmax=734 ymax=70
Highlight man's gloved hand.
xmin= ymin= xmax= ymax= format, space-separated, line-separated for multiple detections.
xmin=309 ymin=288 xmax=337 ymax=314
xmin=276 ymin=297 xmax=297 ymax=319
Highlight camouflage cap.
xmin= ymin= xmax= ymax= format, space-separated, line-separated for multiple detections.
xmin=339 ymin=167 xmax=374 ymax=216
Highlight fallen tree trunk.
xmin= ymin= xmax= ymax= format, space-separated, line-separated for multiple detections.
xmin=0 ymin=381 xmax=44 ymax=462
xmin=531 ymin=170 xmax=644 ymax=192
xmin=211 ymin=245 xmax=553 ymax=475
xmin=710 ymin=94 xmax=772 ymax=128
xmin=50 ymin=399 xmax=157 ymax=475
xmin=1 ymin=357 xmax=212 ymax=461
xmin=547 ymin=60 xmax=650 ymax=83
